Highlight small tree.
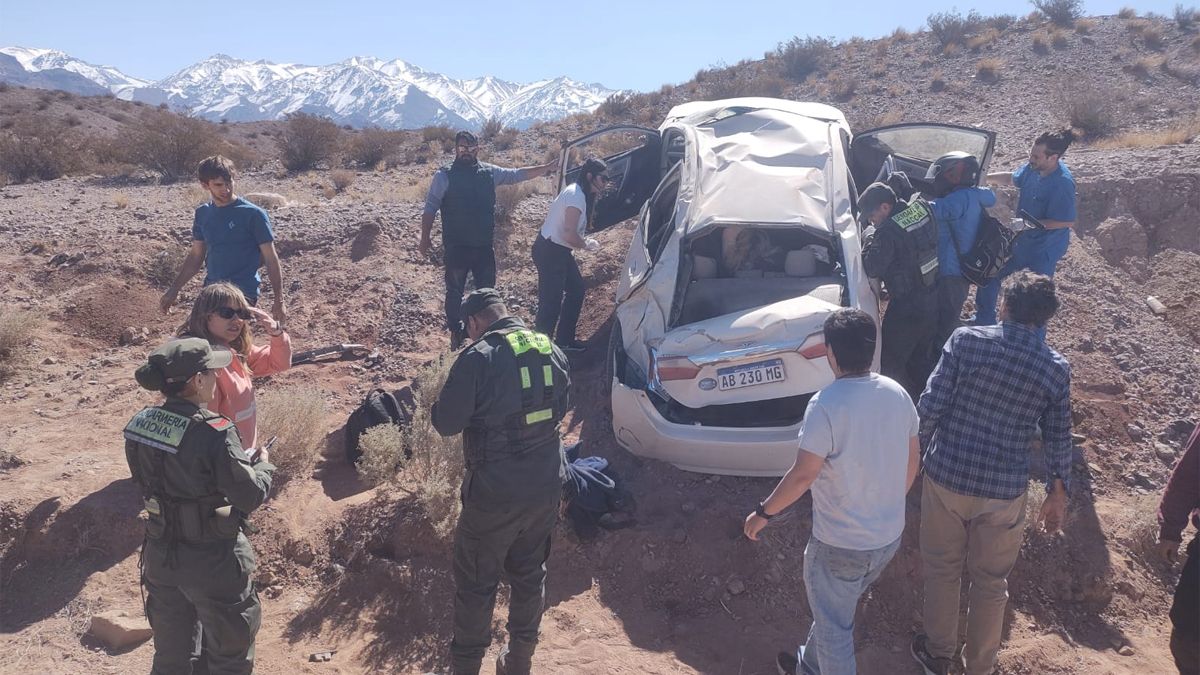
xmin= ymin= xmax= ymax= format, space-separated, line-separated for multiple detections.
xmin=120 ymin=108 xmax=229 ymax=182
xmin=0 ymin=118 xmax=86 ymax=183
xmin=775 ymin=36 xmax=833 ymax=81
xmin=480 ymin=116 xmax=503 ymax=141
xmin=348 ymin=127 xmax=405 ymax=169
xmin=1031 ymin=0 xmax=1084 ymax=27
xmin=928 ymin=9 xmax=987 ymax=48
xmin=278 ymin=112 xmax=342 ymax=172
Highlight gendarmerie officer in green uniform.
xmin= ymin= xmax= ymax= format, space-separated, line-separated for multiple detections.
xmin=124 ymin=337 xmax=275 ymax=674
xmin=432 ymin=289 xmax=571 ymax=675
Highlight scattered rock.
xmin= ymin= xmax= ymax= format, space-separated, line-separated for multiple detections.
xmin=1093 ymin=216 xmax=1148 ymax=264
xmin=244 ymin=192 xmax=290 ymax=209
xmin=119 ymin=326 xmax=149 ymax=346
xmin=1118 ymin=644 xmax=1135 ymax=656
xmin=288 ymin=540 xmax=317 ymax=567
xmin=726 ymin=578 xmax=745 ymax=596
xmin=309 ymin=650 xmax=336 ymax=663
xmin=681 ymin=502 xmax=696 ymax=514
xmin=1155 ymin=443 xmax=1178 ymax=463
xmin=1126 ymin=424 xmax=1146 ymax=441
xmin=41 ymin=356 xmax=57 ymax=365
xmin=89 ymin=610 xmax=153 ymax=650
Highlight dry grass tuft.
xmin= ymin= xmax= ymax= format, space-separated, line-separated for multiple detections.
xmin=330 ymin=169 xmax=355 ymax=193
xmin=828 ymin=74 xmax=858 ymax=101
xmin=1091 ymin=116 xmax=1200 ymax=148
xmin=113 ymin=193 xmax=129 ymax=210
xmin=967 ymin=28 xmax=1001 ymax=51
xmin=0 ymin=309 xmax=46 ymax=380
xmin=975 ymin=58 xmax=1003 ymax=82
xmin=891 ymin=26 xmax=912 ymax=42
xmin=930 ymin=71 xmax=947 ymax=92
xmin=1130 ymin=55 xmax=1165 ymax=77
xmin=145 ymin=247 xmax=186 ymax=289
xmin=494 ymin=182 xmax=536 ymax=225
xmin=1050 ymin=28 xmax=1070 ymax=49
xmin=1142 ymin=25 xmax=1167 ymax=49
xmin=255 ymin=386 xmax=327 ymax=480
xmin=1032 ymin=32 xmax=1052 ymax=53
xmin=1074 ymin=18 xmax=1096 ymax=33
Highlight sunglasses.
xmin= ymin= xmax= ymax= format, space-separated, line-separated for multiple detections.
xmin=456 ymin=144 xmax=479 ymax=151
xmin=213 ymin=307 xmax=253 ymax=320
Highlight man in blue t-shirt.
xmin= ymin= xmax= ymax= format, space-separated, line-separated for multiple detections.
xmin=159 ymin=155 xmax=287 ymax=322
xmin=975 ymin=130 xmax=1077 ymax=332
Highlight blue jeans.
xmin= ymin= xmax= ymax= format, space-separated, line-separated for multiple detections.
xmin=973 ymin=234 xmax=1068 ymax=339
xmin=798 ymin=536 xmax=901 ymax=675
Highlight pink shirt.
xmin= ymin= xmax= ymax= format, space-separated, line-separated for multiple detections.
xmin=211 ymin=332 xmax=292 ymax=449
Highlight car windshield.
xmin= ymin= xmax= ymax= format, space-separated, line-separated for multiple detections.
xmin=861 ymin=126 xmax=991 ymax=165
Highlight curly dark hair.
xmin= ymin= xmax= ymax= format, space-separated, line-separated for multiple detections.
xmin=1001 ymin=270 xmax=1060 ymax=326
xmin=1034 ymin=129 xmax=1076 ymax=157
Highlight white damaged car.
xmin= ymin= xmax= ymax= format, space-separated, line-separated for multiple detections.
xmin=560 ymin=98 xmax=995 ymax=476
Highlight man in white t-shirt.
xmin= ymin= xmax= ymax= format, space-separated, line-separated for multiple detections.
xmin=745 ymin=308 xmax=920 ymax=675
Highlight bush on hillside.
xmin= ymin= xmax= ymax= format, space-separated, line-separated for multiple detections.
xmin=1118 ymin=6 xmax=1137 ymax=18
xmin=355 ymin=423 xmax=407 ymax=487
xmin=256 ymin=386 xmax=327 ymax=480
xmin=479 ymin=116 xmax=503 ymax=141
xmin=491 ymin=127 xmax=519 ymax=151
xmin=1060 ymin=80 xmax=1117 ymax=137
xmin=494 ymin=182 xmax=535 ymax=225
xmin=1031 ymin=0 xmax=1084 ymax=27
xmin=421 ymin=125 xmax=457 ymax=153
xmin=928 ymin=9 xmax=988 ymax=48
xmin=278 ymin=112 xmax=342 ymax=172
xmin=118 ymin=109 xmax=232 ymax=182
xmin=0 ymin=309 xmax=46 ymax=380
xmin=0 ymin=118 xmax=88 ymax=183
xmin=775 ymin=36 xmax=833 ymax=81
xmin=1175 ymin=4 xmax=1197 ymax=30
xmin=348 ymin=127 xmax=405 ymax=169
xmin=331 ymin=169 xmax=355 ymax=193
xmin=597 ymin=92 xmax=634 ymax=120
xmin=976 ymin=58 xmax=1004 ymax=82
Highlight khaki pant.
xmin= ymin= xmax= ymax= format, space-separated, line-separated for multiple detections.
xmin=920 ymin=475 xmax=1026 ymax=675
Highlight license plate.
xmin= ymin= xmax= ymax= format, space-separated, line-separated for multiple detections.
xmin=717 ymin=358 xmax=786 ymax=391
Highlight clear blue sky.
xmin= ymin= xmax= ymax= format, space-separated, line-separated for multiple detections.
xmin=0 ymin=1 xmax=1186 ymax=90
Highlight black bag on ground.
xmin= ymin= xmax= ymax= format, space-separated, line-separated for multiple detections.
xmin=948 ymin=209 xmax=1016 ymax=286
xmin=345 ymin=387 xmax=414 ymax=464
xmin=561 ymin=442 xmax=635 ymax=541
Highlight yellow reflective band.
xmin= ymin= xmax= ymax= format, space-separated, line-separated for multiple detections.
xmin=505 ymin=329 xmax=554 ymax=355
xmin=893 ymin=202 xmax=930 ymax=230
xmin=543 ymin=365 xmax=553 ymax=385
xmin=525 ymin=408 xmax=553 ymax=425
xmin=520 ymin=366 xmax=531 ymax=389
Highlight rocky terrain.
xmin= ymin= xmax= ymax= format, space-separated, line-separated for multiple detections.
xmin=1 ymin=8 xmax=1199 ymax=675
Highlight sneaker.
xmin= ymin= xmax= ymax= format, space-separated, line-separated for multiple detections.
xmin=556 ymin=340 xmax=587 ymax=353
xmin=911 ymin=634 xmax=954 ymax=675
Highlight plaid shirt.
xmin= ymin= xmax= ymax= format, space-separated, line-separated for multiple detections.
xmin=918 ymin=322 xmax=1072 ymax=500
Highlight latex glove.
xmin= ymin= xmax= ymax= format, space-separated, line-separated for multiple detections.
xmin=584 ymin=237 xmax=600 ymax=252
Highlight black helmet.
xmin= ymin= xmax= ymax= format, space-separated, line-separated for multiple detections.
xmin=925 ymin=151 xmax=980 ymax=195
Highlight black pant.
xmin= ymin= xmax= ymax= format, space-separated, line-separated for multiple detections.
xmin=934 ymin=275 xmax=971 ymax=350
xmin=444 ymin=244 xmax=497 ymax=334
xmin=450 ymin=500 xmax=557 ymax=675
xmin=532 ymin=235 xmax=584 ymax=344
xmin=1172 ymin=537 xmax=1200 ymax=675
xmin=880 ymin=290 xmax=939 ymax=398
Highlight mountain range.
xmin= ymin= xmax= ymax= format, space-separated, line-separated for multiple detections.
xmin=0 ymin=46 xmax=620 ymax=130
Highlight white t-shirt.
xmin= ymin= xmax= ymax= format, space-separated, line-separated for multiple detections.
xmin=797 ymin=373 xmax=918 ymax=551
xmin=539 ymin=183 xmax=588 ymax=248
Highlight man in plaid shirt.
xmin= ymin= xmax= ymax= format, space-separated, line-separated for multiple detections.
xmin=910 ymin=271 xmax=1073 ymax=675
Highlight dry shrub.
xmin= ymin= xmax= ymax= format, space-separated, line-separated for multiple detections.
xmin=255 ymin=386 xmax=327 ymax=479
xmin=1032 ymin=32 xmax=1052 ymax=53
xmin=118 ymin=108 xmax=235 ymax=183
xmin=330 ymin=169 xmax=355 ymax=193
xmin=930 ymin=71 xmax=947 ymax=91
xmin=1061 ymin=80 xmax=1118 ymax=137
xmin=479 ymin=116 xmax=503 ymax=142
xmin=1130 ymin=55 xmax=1164 ymax=77
xmin=828 ymin=74 xmax=858 ymax=101
xmin=113 ymin=193 xmax=129 ymax=209
xmin=421 ymin=125 xmax=457 ymax=154
xmin=596 ymin=92 xmax=634 ymax=121
xmin=1142 ymin=25 xmax=1167 ymax=49
xmin=976 ymin=58 xmax=1003 ymax=81
xmin=1118 ymin=6 xmax=1137 ymax=18
xmin=1032 ymin=0 xmax=1083 ymax=27
xmin=146 ymin=247 xmax=186 ymax=288
xmin=1092 ymin=115 xmax=1200 ymax=148
xmin=278 ymin=112 xmax=342 ymax=172
xmin=775 ymin=35 xmax=833 ymax=81
xmin=927 ymin=9 xmax=987 ymax=48
xmin=1075 ymin=18 xmax=1096 ymax=33
xmin=491 ymin=127 xmax=519 ymax=151
xmin=1162 ymin=58 xmax=1200 ymax=82
xmin=494 ymin=182 xmax=536 ymax=225
xmin=0 ymin=118 xmax=88 ymax=183
xmin=0 ymin=309 xmax=45 ymax=379
xmin=891 ymin=26 xmax=912 ymax=41
xmin=356 ymin=423 xmax=407 ymax=486
xmin=1127 ymin=18 xmax=1151 ymax=35
xmin=348 ymin=127 xmax=405 ymax=169
xmin=1050 ymin=28 xmax=1070 ymax=48
xmin=1176 ymin=4 xmax=1198 ymax=30
xmin=875 ymin=39 xmax=892 ymax=57
xmin=967 ymin=28 xmax=1001 ymax=51
xmin=988 ymin=13 xmax=1018 ymax=31
xmin=943 ymin=42 xmax=962 ymax=57
xmin=1194 ymin=34 xmax=1200 ymax=51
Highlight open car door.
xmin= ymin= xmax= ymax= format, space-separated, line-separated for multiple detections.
xmin=849 ymin=123 xmax=996 ymax=196
xmin=559 ymin=126 xmax=662 ymax=232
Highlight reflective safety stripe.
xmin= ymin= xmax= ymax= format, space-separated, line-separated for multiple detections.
xmin=520 ymin=366 xmax=531 ymax=389
xmin=504 ymin=329 xmax=553 ymax=356
xmin=525 ymin=408 xmax=553 ymax=425
xmin=920 ymin=257 xmax=939 ymax=275
xmin=893 ymin=201 xmax=931 ymax=229
xmin=543 ymin=365 xmax=552 ymax=385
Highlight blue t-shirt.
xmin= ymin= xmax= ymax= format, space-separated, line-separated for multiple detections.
xmin=192 ymin=198 xmax=274 ymax=301
xmin=930 ymin=186 xmax=997 ymax=278
xmin=1013 ymin=161 xmax=1076 ymax=258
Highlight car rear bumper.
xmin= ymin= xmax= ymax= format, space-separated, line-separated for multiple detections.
xmin=610 ymin=379 xmax=800 ymax=477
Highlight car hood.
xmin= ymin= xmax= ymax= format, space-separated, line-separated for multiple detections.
xmin=656 ymin=293 xmax=839 ymax=358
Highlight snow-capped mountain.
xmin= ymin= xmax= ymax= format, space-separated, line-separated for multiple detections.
xmin=0 ymin=46 xmax=619 ymax=130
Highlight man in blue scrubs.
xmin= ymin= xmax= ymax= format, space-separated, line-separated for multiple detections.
xmin=975 ymin=130 xmax=1077 ymax=334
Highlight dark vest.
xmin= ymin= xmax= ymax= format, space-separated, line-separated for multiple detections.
xmin=441 ymin=161 xmax=497 ymax=248
xmin=881 ymin=198 xmax=940 ymax=298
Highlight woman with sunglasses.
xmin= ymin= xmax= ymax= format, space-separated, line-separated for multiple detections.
xmin=532 ymin=156 xmax=608 ymax=353
xmin=180 ymin=282 xmax=292 ymax=450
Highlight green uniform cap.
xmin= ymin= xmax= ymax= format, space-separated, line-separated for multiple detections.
xmin=136 ymin=337 xmax=233 ymax=392
xmin=461 ymin=288 xmax=505 ymax=318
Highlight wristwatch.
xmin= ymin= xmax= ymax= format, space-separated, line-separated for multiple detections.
xmin=755 ymin=501 xmax=776 ymax=520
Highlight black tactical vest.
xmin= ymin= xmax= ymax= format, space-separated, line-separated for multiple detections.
xmin=882 ymin=198 xmax=940 ymax=297
xmin=440 ymin=161 xmax=497 ymax=248
xmin=463 ymin=327 xmax=569 ymax=467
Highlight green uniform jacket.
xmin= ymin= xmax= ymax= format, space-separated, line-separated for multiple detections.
xmin=432 ymin=316 xmax=570 ymax=510
xmin=124 ymin=397 xmax=275 ymax=586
